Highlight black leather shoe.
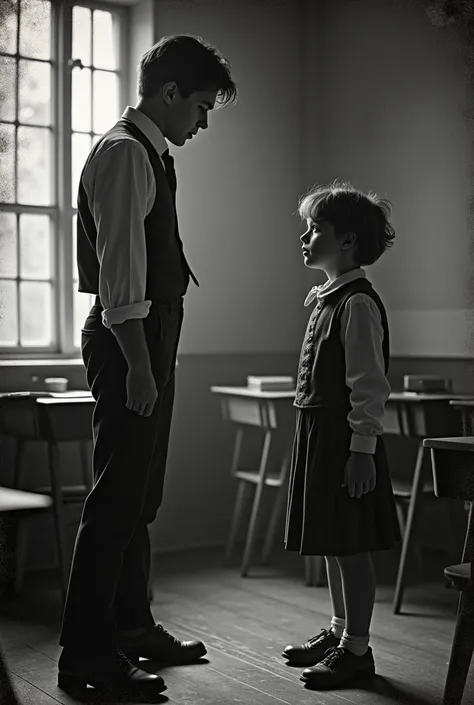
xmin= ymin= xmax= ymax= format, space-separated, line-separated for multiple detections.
xmin=301 ymin=646 xmax=375 ymax=689
xmin=58 ymin=648 xmax=167 ymax=701
xmin=120 ymin=623 xmax=207 ymax=664
xmin=282 ymin=628 xmax=340 ymax=667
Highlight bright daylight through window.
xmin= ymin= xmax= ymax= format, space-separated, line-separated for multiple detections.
xmin=0 ymin=0 xmax=125 ymax=355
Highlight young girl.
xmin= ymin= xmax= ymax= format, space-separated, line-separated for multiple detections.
xmin=282 ymin=179 xmax=401 ymax=690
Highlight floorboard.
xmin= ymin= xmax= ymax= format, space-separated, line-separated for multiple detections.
xmin=0 ymin=546 xmax=472 ymax=704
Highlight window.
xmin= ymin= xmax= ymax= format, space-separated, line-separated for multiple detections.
xmin=0 ymin=0 xmax=128 ymax=356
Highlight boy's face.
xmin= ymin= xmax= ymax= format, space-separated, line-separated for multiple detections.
xmin=301 ymin=218 xmax=340 ymax=268
xmin=300 ymin=218 xmax=356 ymax=278
xmin=162 ymin=84 xmax=217 ymax=146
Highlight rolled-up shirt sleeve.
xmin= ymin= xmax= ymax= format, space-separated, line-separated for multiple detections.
xmin=83 ymin=139 xmax=156 ymax=328
xmin=340 ymin=294 xmax=391 ymax=454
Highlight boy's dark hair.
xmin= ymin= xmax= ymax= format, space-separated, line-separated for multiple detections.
xmin=137 ymin=35 xmax=237 ymax=107
xmin=297 ymin=178 xmax=395 ymax=266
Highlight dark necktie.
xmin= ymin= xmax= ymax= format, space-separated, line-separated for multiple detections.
xmin=162 ymin=149 xmax=177 ymax=197
xmin=161 ymin=149 xmax=199 ymax=287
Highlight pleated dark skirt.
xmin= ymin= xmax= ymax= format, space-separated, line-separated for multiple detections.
xmin=284 ymin=407 xmax=401 ymax=556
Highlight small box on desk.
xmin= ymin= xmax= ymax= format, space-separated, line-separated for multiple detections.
xmin=247 ymin=375 xmax=295 ymax=392
xmin=403 ymin=375 xmax=453 ymax=393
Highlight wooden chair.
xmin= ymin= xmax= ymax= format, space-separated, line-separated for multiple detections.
xmin=0 ymin=393 xmax=94 ymax=604
xmin=423 ymin=436 xmax=474 ymax=705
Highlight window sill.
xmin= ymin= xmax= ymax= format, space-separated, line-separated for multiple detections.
xmin=0 ymin=358 xmax=83 ymax=367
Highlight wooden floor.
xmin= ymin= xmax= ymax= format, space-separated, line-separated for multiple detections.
xmin=1 ymin=546 xmax=473 ymax=704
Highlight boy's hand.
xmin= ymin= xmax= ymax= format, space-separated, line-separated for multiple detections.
xmin=126 ymin=365 xmax=158 ymax=417
xmin=343 ymin=451 xmax=376 ymax=499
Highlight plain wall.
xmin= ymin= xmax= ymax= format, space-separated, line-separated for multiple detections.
xmin=132 ymin=0 xmax=309 ymax=355
xmin=302 ymin=0 xmax=473 ymax=357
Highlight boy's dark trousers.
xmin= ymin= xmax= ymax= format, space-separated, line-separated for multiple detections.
xmin=59 ymin=299 xmax=184 ymax=657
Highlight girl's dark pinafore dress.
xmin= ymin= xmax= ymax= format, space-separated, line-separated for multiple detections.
xmin=284 ymin=278 xmax=401 ymax=557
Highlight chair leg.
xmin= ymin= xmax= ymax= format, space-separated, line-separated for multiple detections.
xmin=12 ymin=517 xmax=30 ymax=595
xmin=47 ymin=441 xmax=70 ymax=606
xmin=262 ymin=447 xmax=291 ymax=564
xmin=225 ymin=480 xmax=249 ymax=562
xmin=442 ymin=588 xmax=474 ymax=705
xmin=305 ymin=556 xmax=327 ymax=587
xmin=262 ymin=483 xmax=287 ymax=564
xmin=393 ymin=442 xmax=426 ymax=614
xmin=241 ymin=430 xmax=272 ymax=577
xmin=79 ymin=440 xmax=93 ymax=492
xmin=395 ymin=500 xmax=406 ymax=537
xmin=304 ymin=556 xmax=313 ymax=586
xmin=396 ymin=500 xmax=423 ymax=575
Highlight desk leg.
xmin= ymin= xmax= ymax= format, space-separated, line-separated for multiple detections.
xmin=262 ymin=449 xmax=290 ymax=564
xmin=461 ymin=502 xmax=473 ymax=564
xmin=225 ymin=427 xmax=246 ymax=562
xmin=393 ymin=441 xmax=426 ymax=614
xmin=305 ymin=556 xmax=327 ymax=587
xmin=241 ymin=429 xmax=272 ymax=577
xmin=442 ymin=589 xmax=474 ymax=705
xmin=48 ymin=441 xmax=70 ymax=607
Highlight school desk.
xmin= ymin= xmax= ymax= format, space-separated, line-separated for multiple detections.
xmin=210 ymin=386 xmax=297 ymax=578
xmin=0 ymin=391 xmax=94 ymax=603
xmin=211 ymin=387 xmax=474 ymax=597
xmin=449 ymin=399 xmax=474 ymax=436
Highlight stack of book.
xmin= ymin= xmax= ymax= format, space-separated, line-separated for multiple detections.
xmin=403 ymin=375 xmax=452 ymax=393
xmin=246 ymin=375 xmax=295 ymax=391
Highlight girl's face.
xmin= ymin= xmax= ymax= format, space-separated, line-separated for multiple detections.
xmin=300 ymin=218 xmax=356 ymax=280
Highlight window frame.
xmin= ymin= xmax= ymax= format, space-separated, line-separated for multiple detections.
xmin=0 ymin=0 xmax=130 ymax=360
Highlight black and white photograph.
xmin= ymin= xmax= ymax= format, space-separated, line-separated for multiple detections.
xmin=0 ymin=0 xmax=473 ymax=703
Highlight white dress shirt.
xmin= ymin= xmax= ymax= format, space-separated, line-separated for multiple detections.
xmin=81 ymin=106 xmax=168 ymax=329
xmin=304 ymin=268 xmax=391 ymax=454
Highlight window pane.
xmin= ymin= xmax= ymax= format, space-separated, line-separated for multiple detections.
xmin=72 ymin=214 xmax=77 ymax=280
xmin=0 ymin=280 xmax=18 ymax=346
xmin=73 ymin=5 xmax=91 ymax=67
xmin=19 ymin=59 xmax=51 ymax=125
xmin=19 ymin=213 xmax=51 ymax=279
xmin=72 ymin=67 xmax=91 ymax=132
xmin=0 ymin=57 xmax=17 ymax=122
xmin=0 ymin=212 xmax=18 ymax=277
xmin=0 ymin=0 xmax=18 ymax=55
xmin=17 ymin=126 xmax=51 ymax=205
xmin=19 ymin=280 xmax=52 ymax=345
xmin=74 ymin=291 xmax=93 ymax=348
xmin=72 ymin=133 xmax=91 ymax=207
xmin=93 ymin=71 xmax=118 ymax=134
xmin=0 ymin=124 xmax=16 ymax=203
xmin=93 ymin=10 xmax=118 ymax=70
xmin=19 ymin=0 xmax=51 ymax=61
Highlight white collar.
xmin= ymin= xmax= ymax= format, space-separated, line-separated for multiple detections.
xmin=122 ymin=106 xmax=169 ymax=158
xmin=304 ymin=268 xmax=366 ymax=307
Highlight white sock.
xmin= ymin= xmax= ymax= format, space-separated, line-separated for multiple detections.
xmin=330 ymin=616 xmax=345 ymax=640
xmin=338 ymin=629 xmax=369 ymax=656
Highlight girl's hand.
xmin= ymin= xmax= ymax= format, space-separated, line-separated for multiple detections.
xmin=343 ymin=452 xmax=376 ymax=499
